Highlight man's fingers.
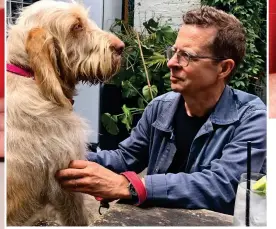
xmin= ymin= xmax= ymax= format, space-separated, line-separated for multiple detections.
xmin=64 ymin=186 xmax=92 ymax=195
xmin=55 ymin=168 xmax=87 ymax=180
xmin=56 ymin=160 xmax=97 ymax=181
xmin=59 ymin=177 xmax=95 ymax=196
xmin=68 ymin=160 xmax=91 ymax=169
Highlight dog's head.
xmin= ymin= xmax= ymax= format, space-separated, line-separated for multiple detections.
xmin=7 ymin=0 xmax=124 ymax=109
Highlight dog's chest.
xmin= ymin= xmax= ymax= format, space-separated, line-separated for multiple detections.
xmin=7 ymin=75 xmax=90 ymax=165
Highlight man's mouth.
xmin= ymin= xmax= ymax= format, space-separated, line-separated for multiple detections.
xmin=170 ymin=75 xmax=182 ymax=82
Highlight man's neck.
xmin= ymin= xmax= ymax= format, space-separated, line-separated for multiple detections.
xmin=183 ymin=84 xmax=226 ymax=117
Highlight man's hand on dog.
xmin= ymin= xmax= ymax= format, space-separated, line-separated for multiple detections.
xmin=56 ymin=160 xmax=132 ymax=201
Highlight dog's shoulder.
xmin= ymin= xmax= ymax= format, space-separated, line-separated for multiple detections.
xmin=6 ymin=72 xmax=90 ymax=148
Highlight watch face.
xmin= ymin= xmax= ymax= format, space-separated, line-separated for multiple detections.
xmin=129 ymin=184 xmax=138 ymax=197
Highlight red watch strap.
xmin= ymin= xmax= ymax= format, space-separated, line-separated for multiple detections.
xmin=121 ymin=171 xmax=147 ymax=206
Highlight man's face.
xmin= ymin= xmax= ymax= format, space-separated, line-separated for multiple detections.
xmin=167 ymin=25 xmax=222 ymax=94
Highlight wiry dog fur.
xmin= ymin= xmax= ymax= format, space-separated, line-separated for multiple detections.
xmin=7 ymin=0 xmax=124 ymax=226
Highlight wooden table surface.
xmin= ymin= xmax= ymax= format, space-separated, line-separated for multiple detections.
xmin=93 ymin=202 xmax=233 ymax=226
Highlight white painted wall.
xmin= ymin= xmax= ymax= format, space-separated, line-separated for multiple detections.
xmin=74 ymin=0 xmax=122 ymax=144
xmin=73 ymin=0 xmax=103 ymax=145
xmin=103 ymin=0 xmax=122 ymax=30
xmin=134 ymin=0 xmax=201 ymax=31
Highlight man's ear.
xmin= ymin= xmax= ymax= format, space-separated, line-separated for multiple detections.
xmin=217 ymin=59 xmax=235 ymax=80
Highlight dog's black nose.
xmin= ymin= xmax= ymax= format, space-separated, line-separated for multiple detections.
xmin=115 ymin=44 xmax=124 ymax=55
xmin=109 ymin=34 xmax=125 ymax=55
xmin=113 ymin=42 xmax=125 ymax=55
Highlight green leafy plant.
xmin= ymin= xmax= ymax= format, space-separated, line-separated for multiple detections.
xmin=101 ymin=18 xmax=177 ymax=135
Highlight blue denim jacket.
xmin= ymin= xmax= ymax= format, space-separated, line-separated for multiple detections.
xmin=87 ymin=85 xmax=266 ymax=214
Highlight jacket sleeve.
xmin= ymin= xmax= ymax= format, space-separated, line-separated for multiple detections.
xmin=86 ymin=102 xmax=154 ymax=174
xmin=144 ymin=108 xmax=266 ymax=214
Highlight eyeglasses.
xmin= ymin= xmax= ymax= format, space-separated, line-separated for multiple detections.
xmin=165 ymin=46 xmax=226 ymax=67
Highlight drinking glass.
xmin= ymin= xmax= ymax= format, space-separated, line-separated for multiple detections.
xmin=233 ymin=173 xmax=266 ymax=226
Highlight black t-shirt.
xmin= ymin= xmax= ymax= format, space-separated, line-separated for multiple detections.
xmin=167 ymin=96 xmax=210 ymax=173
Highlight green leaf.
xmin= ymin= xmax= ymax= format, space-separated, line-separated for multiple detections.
xmin=163 ymin=72 xmax=170 ymax=79
xmin=142 ymin=85 xmax=158 ymax=101
xmin=140 ymin=69 xmax=153 ymax=82
xmin=121 ymin=105 xmax=133 ymax=131
xmin=143 ymin=18 xmax=159 ymax=34
xmin=140 ymin=43 xmax=154 ymax=56
xmin=235 ymin=81 xmax=241 ymax=87
xmin=101 ymin=113 xmax=119 ymax=135
xmin=156 ymin=26 xmax=177 ymax=43
xmin=110 ymin=68 xmax=133 ymax=86
xmin=138 ymin=97 xmax=145 ymax=109
xmin=122 ymin=80 xmax=138 ymax=98
xmin=121 ymin=115 xmax=131 ymax=131
xmin=240 ymin=81 xmax=246 ymax=87
xmin=145 ymin=52 xmax=167 ymax=69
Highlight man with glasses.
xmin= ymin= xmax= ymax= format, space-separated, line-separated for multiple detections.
xmin=56 ymin=6 xmax=266 ymax=215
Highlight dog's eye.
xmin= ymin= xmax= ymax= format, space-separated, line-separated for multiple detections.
xmin=72 ymin=23 xmax=83 ymax=31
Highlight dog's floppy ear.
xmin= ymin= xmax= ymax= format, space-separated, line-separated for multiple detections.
xmin=25 ymin=28 xmax=72 ymax=110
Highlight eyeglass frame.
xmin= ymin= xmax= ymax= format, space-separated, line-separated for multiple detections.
xmin=165 ymin=46 xmax=227 ymax=67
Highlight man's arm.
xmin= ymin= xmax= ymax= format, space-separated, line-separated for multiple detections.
xmin=144 ymin=108 xmax=266 ymax=214
xmin=87 ymin=102 xmax=154 ymax=174
xmin=57 ymin=101 xmax=265 ymax=213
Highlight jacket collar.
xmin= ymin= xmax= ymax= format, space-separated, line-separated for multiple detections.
xmin=152 ymin=93 xmax=181 ymax=132
xmin=209 ymin=85 xmax=239 ymax=125
xmin=152 ymin=85 xmax=239 ymax=132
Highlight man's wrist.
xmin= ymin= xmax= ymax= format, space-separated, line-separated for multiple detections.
xmin=141 ymin=177 xmax=145 ymax=186
xmin=117 ymin=175 xmax=132 ymax=199
xmin=120 ymin=172 xmax=147 ymax=205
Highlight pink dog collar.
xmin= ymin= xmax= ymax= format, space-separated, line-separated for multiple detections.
xmin=6 ymin=63 xmax=75 ymax=105
xmin=7 ymin=63 xmax=34 ymax=78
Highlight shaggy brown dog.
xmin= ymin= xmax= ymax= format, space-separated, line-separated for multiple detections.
xmin=6 ymin=0 xmax=124 ymax=226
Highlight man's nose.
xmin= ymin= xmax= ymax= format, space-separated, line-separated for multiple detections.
xmin=167 ymin=55 xmax=179 ymax=69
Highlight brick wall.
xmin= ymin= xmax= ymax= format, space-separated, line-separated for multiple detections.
xmin=134 ymin=0 xmax=201 ymax=31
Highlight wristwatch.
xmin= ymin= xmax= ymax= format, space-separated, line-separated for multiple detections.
xmin=128 ymin=182 xmax=139 ymax=203
xmin=121 ymin=171 xmax=147 ymax=205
